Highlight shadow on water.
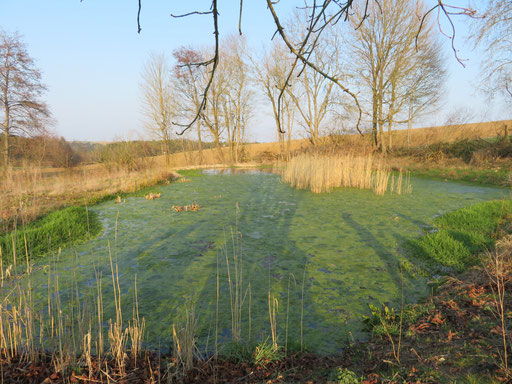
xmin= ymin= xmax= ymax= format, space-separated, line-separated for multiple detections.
xmin=175 ymin=172 xmax=325 ymax=352
xmin=15 ymin=170 xmax=510 ymax=355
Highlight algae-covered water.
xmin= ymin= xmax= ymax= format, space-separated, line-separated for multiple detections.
xmin=25 ymin=169 xmax=509 ymax=354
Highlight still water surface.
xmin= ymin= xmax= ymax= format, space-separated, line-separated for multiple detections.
xmin=27 ymin=169 xmax=510 ymax=353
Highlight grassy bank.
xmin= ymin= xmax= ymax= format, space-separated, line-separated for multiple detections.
xmin=0 ymin=165 xmax=178 ymax=232
xmin=409 ymin=200 xmax=512 ymax=272
xmin=389 ymin=136 xmax=512 ymax=187
xmin=0 ymin=206 xmax=102 ymax=262
xmin=341 ymin=234 xmax=512 ymax=384
xmin=400 ymin=163 xmax=511 ymax=187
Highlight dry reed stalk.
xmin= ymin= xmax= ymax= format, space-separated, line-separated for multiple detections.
xmin=83 ymin=330 xmax=93 ymax=379
xmin=268 ymin=292 xmax=279 ymax=351
xmin=484 ymin=236 xmax=512 ymax=378
xmin=108 ymin=242 xmax=127 ymax=376
xmin=224 ymin=228 xmax=246 ymax=342
xmin=128 ymin=275 xmax=145 ymax=368
xmin=372 ymin=164 xmax=390 ymax=196
xmin=281 ymin=154 xmax=412 ymax=195
xmin=171 ymin=305 xmax=197 ymax=377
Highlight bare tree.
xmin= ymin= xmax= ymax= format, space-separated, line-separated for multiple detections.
xmin=199 ymin=46 xmax=228 ymax=163
xmin=0 ymin=30 xmax=50 ymax=170
xmin=173 ymin=47 xmax=206 ymax=163
xmin=348 ymin=0 xmax=445 ymax=151
xmin=285 ymin=14 xmax=347 ymax=146
xmin=473 ymin=0 xmax=512 ymax=105
xmin=252 ymin=40 xmax=296 ymax=159
xmin=140 ymin=53 xmax=174 ymax=164
xmin=154 ymin=1 xmax=473 ymax=136
xmin=221 ymin=34 xmax=253 ymax=163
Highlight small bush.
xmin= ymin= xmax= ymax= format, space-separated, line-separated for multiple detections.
xmin=252 ymin=339 xmax=284 ymax=366
xmin=0 ymin=206 xmax=102 ymax=262
xmin=336 ymin=368 xmax=361 ymax=384
xmin=363 ymin=303 xmax=400 ymax=337
xmin=222 ymin=341 xmax=255 ymax=363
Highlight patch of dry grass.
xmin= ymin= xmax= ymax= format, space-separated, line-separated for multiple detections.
xmin=0 ymin=164 xmax=177 ymax=230
xmin=280 ymin=153 xmax=411 ymax=195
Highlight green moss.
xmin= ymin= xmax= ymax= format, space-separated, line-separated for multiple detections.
xmin=409 ymin=200 xmax=512 ymax=272
xmin=0 ymin=206 xmax=102 ymax=262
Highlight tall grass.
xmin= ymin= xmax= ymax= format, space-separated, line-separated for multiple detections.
xmin=0 ymin=232 xmax=147 ymax=381
xmin=280 ymin=153 xmax=412 ymax=195
xmin=0 ymin=206 xmax=102 ymax=262
xmin=484 ymin=236 xmax=512 ymax=378
xmin=0 ymin=164 xmax=177 ymax=232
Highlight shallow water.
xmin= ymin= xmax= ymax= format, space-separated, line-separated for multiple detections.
xmin=24 ymin=170 xmax=510 ymax=354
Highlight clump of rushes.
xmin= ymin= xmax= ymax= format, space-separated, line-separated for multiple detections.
xmin=409 ymin=200 xmax=512 ymax=272
xmin=280 ymin=153 xmax=411 ymax=195
xmin=0 ymin=206 xmax=102 ymax=262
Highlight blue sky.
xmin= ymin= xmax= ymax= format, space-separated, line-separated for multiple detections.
xmin=0 ymin=1 xmax=508 ymax=142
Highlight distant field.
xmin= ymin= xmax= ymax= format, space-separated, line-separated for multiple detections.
xmin=162 ymin=119 xmax=512 ymax=167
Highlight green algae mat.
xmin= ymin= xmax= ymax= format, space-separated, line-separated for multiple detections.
xmin=21 ymin=169 xmax=510 ymax=354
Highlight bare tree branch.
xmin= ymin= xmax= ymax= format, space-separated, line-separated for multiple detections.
xmin=266 ymin=0 xmax=363 ymax=134
xmin=137 ymin=0 xmax=142 ymax=33
xmin=133 ymin=0 xmax=480 ymax=137
xmin=172 ymin=0 xmax=220 ymax=135
xmin=239 ymin=0 xmax=244 ymax=35
xmin=416 ymin=1 xmax=477 ymax=67
xmin=171 ymin=10 xmax=214 ymax=18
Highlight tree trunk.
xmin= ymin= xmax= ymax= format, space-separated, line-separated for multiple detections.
xmin=197 ymin=120 xmax=203 ymax=164
xmin=378 ymin=75 xmax=386 ymax=153
xmin=372 ymin=92 xmax=379 ymax=148
xmin=407 ymin=98 xmax=412 ymax=148
xmin=3 ymin=104 xmax=9 ymax=170
xmin=163 ymin=136 xmax=170 ymax=165
xmin=286 ymin=103 xmax=292 ymax=161
xmin=388 ymin=119 xmax=393 ymax=150
xmin=214 ymin=134 xmax=224 ymax=163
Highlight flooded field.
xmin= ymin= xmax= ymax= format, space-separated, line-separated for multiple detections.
xmin=22 ymin=169 xmax=509 ymax=354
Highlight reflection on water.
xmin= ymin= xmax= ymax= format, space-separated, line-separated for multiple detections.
xmin=17 ymin=171 xmax=510 ymax=354
xmin=201 ymin=167 xmax=272 ymax=175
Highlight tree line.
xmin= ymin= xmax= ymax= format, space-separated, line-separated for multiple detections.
xmin=2 ymin=0 xmax=511 ymax=171
xmin=141 ymin=0 xmax=445 ymax=159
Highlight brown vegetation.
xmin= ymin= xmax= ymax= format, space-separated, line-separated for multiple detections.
xmin=0 ymin=164 xmax=177 ymax=232
xmin=172 ymin=204 xmax=200 ymax=212
xmin=144 ymin=192 xmax=161 ymax=200
xmin=280 ymin=153 xmax=411 ymax=195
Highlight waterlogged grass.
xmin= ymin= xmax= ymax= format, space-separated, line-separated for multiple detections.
xmin=8 ymin=169 xmax=509 ymax=355
xmin=409 ymin=200 xmax=512 ymax=272
xmin=0 ymin=206 xmax=102 ymax=262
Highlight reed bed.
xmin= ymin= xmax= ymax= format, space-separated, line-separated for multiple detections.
xmin=0 ymin=248 xmax=147 ymax=382
xmin=0 ymin=211 xmax=305 ymax=382
xmin=280 ymin=154 xmax=412 ymax=195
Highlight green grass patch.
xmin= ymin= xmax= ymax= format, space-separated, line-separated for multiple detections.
xmin=409 ymin=200 xmax=512 ymax=272
xmin=0 ymin=206 xmax=102 ymax=263
xmin=408 ymin=167 xmax=511 ymax=187
xmin=176 ymin=169 xmax=204 ymax=178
